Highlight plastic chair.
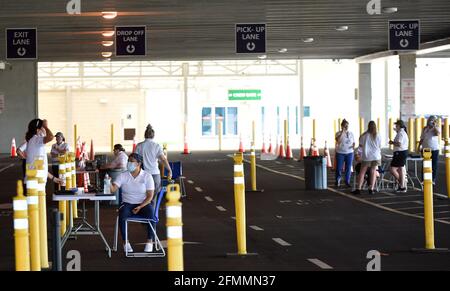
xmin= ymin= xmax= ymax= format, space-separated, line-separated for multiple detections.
xmin=113 ymin=186 xmax=167 ymax=258
xmin=164 ymin=161 xmax=186 ymax=197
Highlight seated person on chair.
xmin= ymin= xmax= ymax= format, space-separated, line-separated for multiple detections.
xmin=110 ymin=153 xmax=155 ymax=253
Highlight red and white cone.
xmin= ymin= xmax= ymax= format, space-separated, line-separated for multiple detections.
xmin=299 ymin=136 xmax=306 ymax=160
xmin=10 ymin=138 xmax=16 ymax=158
xmin=132 ymin=136 xmax=137 ymax=153
xmin=268 ymin=136 xmax=273 ymax=154
xmin=278 ymin=137 xmax=286 ymax=159
xmin=285 ymin=138 xmax=293 ymax=160
xmin=261 ymin=135 xmax=267 ymax=154
xmin=83 ymin=173 xmax=89 ymax=193
xmin=89 ymin=139 xmax=95 ymax=161
xmin=182 ymin=136 xmax=190 ymax=154
xmin=324 ymin=141 xmax=332 ymax=168
xmin=312 ymin=139 xmax=319 ymax=157
xmin=238 ymin=135 xmax=245 ymax=153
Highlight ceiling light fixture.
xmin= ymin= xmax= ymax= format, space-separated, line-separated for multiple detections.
xmin=278 ymin=48 xmax=288 ymax=53
xmin=101 ymin=52 xmax=112 ymax=58
xmin=102 ymin=11 xmax=117 ymax=19
xmin=382 ymin=7 xmax=398 ymax=14
xmin=302 ymin=37 xmax=314 ymax=43
xmin=102 ymin=40 xmax=114 ymax=47
xmin=102 ymin=31 xmax=115 ymax=37
xmin=335 ymin=26 xmax=349 ymax=31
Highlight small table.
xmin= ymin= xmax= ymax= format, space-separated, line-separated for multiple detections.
xmin=406 ymin=156 xmax=423 ymax=190
xmin=53 ymin=193 xmax=116 ymax=258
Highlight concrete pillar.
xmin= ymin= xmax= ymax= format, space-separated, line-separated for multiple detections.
xmin=298 ymin=60 xmax=304 ymax=138
xmin=399 ymin=54 xmax=416 ymax=121
xmin=358 ymin=63 xmax=372 ymax=128
xmin=0 ymin=62 xmax=38 ymax=153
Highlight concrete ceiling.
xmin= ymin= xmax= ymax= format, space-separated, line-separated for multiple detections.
xmin=0 ymin=0 xmax=450 ymax=62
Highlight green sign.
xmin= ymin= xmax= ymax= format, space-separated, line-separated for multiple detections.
xmin=228 ymin=89 xmax=261 ymax=101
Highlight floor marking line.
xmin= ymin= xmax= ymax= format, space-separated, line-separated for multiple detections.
xmin=187 ymin=180 xmax=194 ymax=184
xmin=308 ymin=258 xmax=333 ymax=270
xmin=378 ymin=200 xmax=423 ymax=206
xmin=195 ymin=187 xmax=203 ymax=192
xmin=272 ymin=238 xmax=291 ymax=246
xmin=397 ymin=205 xmax=449 ymax=211
xmin=249 ymin=225 xmax=264 ymax=231
xmin=0 ymin=163 xmax=14 ymax=173
xmin=237 ymin=157 xmax=450 ymax=226
xmin=216 ymin=206 xmax=227 ymax=212
xmin=204 ymin=196 xmax=214 ymax=202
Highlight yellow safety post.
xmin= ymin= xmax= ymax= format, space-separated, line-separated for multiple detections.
xmin=34 ymin=157 xmax=49 ymax=268
xmin=218 ymin=120 xmax=223 ymax=151
xmin=166 ymin=184 xmax=183 ymax=271
xmin=444 ymin=118 xmax=450 ymax=199
xmin=338 ymin=118 xmax=342 ymax=130
xmin=13 ymin=180 xmax=30 ymax=271
xmin=334 ymin=120 xmax=337 ymax=136
xmin=160 ymin=144 xmax=168 ymax=177
xmin=248 ymin=142 xmax=264 ymax=193
xmin=70 ymin=153 xmax=78 ymax=218
xmin=408 ymin=118 xmax=415 ymax=153
xmin=284 ymin=120 xmax=288 ymax=151
xmin=421 ymin=116 xmax=426 ymax=132
xmin=64 ymin=154 xmax=74 ymax=228
xmin=58 ymin=155 xmax=67 ymax=236
xmin=360 ymin=117 xmax=365 ymax=136
xmin=312 ymin=119 xmax=316 ymax=142
xmin=73 ymin=124 xmax=77 ymax=155
xmin=111 ymin=123 xmax=114 ymax=153
xmin=233 ymin=153 xmax=247 ymax=255
xmin=389 ymin=118 xmax=393 ymax=150
xmin=26 ymin=164 xmax=40 ymax=271
xmin=415 ymin=117 xmax=422 ymax=153
xmin=422 ymin=149 xmax=435 ymax=249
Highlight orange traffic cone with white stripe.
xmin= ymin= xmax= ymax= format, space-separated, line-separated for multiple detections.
xmin=267 ymin=136 xmax=273 ymax=154
xmin=324 ymin=141 xmax=332 ymax=168
xmin=312 ymin=139 xmax=319 ymax=157
xmin=261 ymin=135 xmax=267 ymax=154
xmin=278 ymin=137 xmax=286 ymax=159
xmin=299 ymin=136 xmax=306 ymax=161
xmin=89 ymin=139 xmax=95 ymax=161
xmin=285 ymin=137 xmax=293 ymax=160
xmin=238 ymin=134 xmax=245 ymax=153
xmin=182 ymin=136 xmax=190 ymax=154
xmin=10 ymin=138 xmax=16 ymax=158
xmin=132 ymin=136 xmax=137 ymax=153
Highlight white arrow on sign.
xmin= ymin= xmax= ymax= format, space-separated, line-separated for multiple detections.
xmin=400 ymin=39 xmax=409 ymax=48
xmin=17 ymin=47 xmax=26 ymax=56
xmin=126 ymin=45 xmax=136 ymax=54
xmin=246 ymin=42 xmax=256 ymax=51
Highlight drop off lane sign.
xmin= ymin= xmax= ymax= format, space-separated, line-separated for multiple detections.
xmin=389 ymin=20 xmax=420 ymax=51
xmin=115 ymin=26 xmax=146 ymax=56
xmin=236 ymin=24 xmax=266 ymax=54
xmin=6 ymin=28 xmax=37 ymax=60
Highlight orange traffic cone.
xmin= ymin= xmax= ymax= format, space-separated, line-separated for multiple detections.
xmin=182 ymin=136 xmax=190 ymax=155
xmin=238 ymin=135 xmax=245 ymax=153
xmin=268 ymin=136 xmax=273 ymax=154
xmin=75 ymin=137 xmax=81 ymax=159
xmin=285 ymin=138 xmax=293 ymax=160
xmin=261 ymin=136 xmax=267 ymax=154
xmin=89 ymin=139 xmax=95 ymax=161
xmin=324 ymin=141 xmax=332 ymax=168
xmin=278 ymin=138 xmax=286 ymax=159
xmin=299 ymin=136 xmax=306 ymax=161
xmin=132 ymin=136 xmax=137 ymax=153
xmin=312 ymin=139 xmax=319 ymax=157
xmin=10 ymin=138 xmax=16 ymax=158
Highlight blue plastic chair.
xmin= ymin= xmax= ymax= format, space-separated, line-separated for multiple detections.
xmin=164 ymin=161 xmax=186 ymax=197
xmin=113 ymin=186 xmax=167 ymax=257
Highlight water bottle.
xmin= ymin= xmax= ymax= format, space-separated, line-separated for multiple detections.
xmin=103 ymin=174 xmax=111 ymax=194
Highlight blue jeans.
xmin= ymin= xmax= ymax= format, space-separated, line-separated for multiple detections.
xmin=431 ymin=150 xmax=439 ymax=182
xmin=119 ymin=202 xmax=155 ymax=241
xmin=336 ymin=152 xmax=354 ymax=185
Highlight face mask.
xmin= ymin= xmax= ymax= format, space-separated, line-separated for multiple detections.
xmin=127 ymin=162 xmax=137 ymax=172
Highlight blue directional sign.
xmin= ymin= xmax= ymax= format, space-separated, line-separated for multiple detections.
xmin=115 ymin=26 xmax=146 ymax=56
xmin=236 ymin=23 xmax=266 ymax=54
xmin=389 ymin=20 xmax=420 ymax=51
xmin=6 ymin=28 xmax=37 ymax=60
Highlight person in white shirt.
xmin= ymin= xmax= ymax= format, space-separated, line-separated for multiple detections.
xmin=418 ymin=115 xmax=441 ymax=184
xmin=111 ymin=153 xmax=155 ymax=253
xmin=101 ymin=144 xmax=128 ymax=171
xmin=389 ymin=120 xmax=409 ymax=192
xmin=135 ymin=124 xmax=172 ymax=193
xmin=50 ymin=132 xmax=70 ymax=179
xmin=335 ymin=119 xmax=355 ymax=187
xmin=352 ymin=121 xmax=381 ymax=195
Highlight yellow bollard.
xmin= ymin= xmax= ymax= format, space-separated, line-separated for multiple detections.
xmin=389 ymin=118 xmax=393 ymax=150
xmin=444 ymin=119 xmax=450 ymax=199
xmin=360 ymin=117 xmax=365 ymax=136
xmin=338 ymin=118 xmax=342 ymax=130
xmin=70 ymin=153 xmax=78 ymax=219
xmin=422 ymin=149 xmax=435 ymax=250
xmin=415 ymin=117 xmax=422 ymax=153
xmin=218 ymin=120 xmax=223 ymax=151
xmin=111 ymin=123 xmax=114 ymax=153
xmin=73 ymin=124 xmax=77 ymax=156
xmin=58 ymin=155 xmax=67 ymax=236
xmin=408 ymin=118 xmax=415 ymax=153
xmin=13 ymin=180 xmax=30 ymax=271
xmin=421 ymin=116 xmax=426 ymax=132
xmin=160 ymin=144 xmax=168 ymax=177
xmin=312 ymin=119 xmax=316 ymax=142
xmin=233 ymin=153 xmax=247 ymax=255
xmin=34 ymin=157 xmax=49 ymax=268
xmin=247 ymin=142 xmax=264 ymax=193
xmin=166 ymin=184 xmax=184 ymax=271
xmin=26 ymin=165 xmax=40 ymax=271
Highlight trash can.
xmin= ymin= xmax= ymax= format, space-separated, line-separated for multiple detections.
xmin=304 ymin=156 xmax=327 ymax=190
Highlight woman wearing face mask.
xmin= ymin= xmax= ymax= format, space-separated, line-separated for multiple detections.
xmin=418 ymin=115 xmax=441 ymax=184
xmin=389 ymin=120 xmax=409 ymax=192
xmin=335 ymin=119 xmax=355 ymax=187
xmin=50 ymin=132 xmax=70 ymax=180
xmin=25 ymin=119 xmax=54 ymax=187
xmin=110 ymin=153 xmax=155 ymax=253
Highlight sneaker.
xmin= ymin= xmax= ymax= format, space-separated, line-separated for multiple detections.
xmin=345 ymin=182 xmax=351 ymax=188
xmin=335 ymin=179 xmax=341 ymax=187
xmin=124 ymin=242 xmax=133 ymax=253
xmin=144 ymin=241 xmax=154 ymax=253
xmin=395 ymin=187 xmax=407 ymax=193
xmin=368 ymin=189 xmax=374 ymax=195
xmin=351 ymin=189 xmax=361 ymax=195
